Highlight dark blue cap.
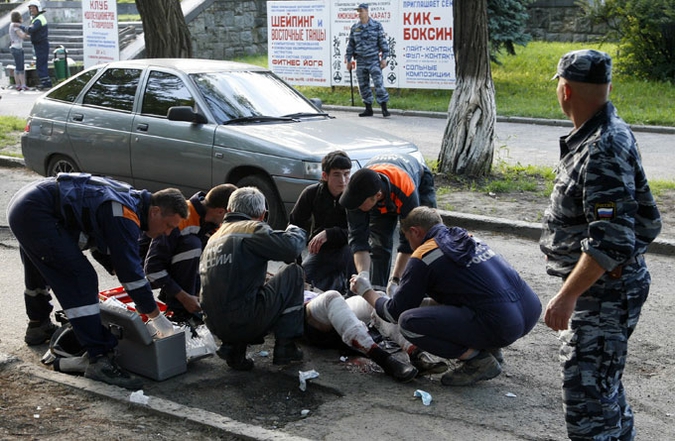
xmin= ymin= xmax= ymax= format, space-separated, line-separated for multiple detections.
xmin=339 ymin=168 xmax=381 ymax=210
xmin=552 ymin=49 xmax=612 ymax=84
xmin=356 ymin=3 xmax=369 ymax=10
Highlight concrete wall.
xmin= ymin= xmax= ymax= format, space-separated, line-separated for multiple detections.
xmin=527 ymin=0 xmax=608 ymax=42
xmin=187 ymin=0 xmax=267 ymax=59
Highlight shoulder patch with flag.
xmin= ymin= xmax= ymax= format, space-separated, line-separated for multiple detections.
xmin=595 ymin=202 xmax=616 ymax=220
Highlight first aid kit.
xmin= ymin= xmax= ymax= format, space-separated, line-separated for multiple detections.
xmin=99 ymin=288 xmax=186 ymax=381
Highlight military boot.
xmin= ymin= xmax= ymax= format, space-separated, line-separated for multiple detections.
xmin=359 ymin=103 xmax=374 ymax=117
xmin=381 ymin=102 xmax=391 ymax=118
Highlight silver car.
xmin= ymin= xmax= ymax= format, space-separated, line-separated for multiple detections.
xmin=21 ymin=58 xmax=423 ymax=227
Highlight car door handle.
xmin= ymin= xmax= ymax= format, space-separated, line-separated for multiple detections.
xmin=136 ymin=124 xmax=149 ymax=132
xmin=72 ymin=113 xmax=84 ymax=122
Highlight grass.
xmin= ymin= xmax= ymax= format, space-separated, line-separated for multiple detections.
xmin=0 ymin=117 xmax=25 ymax=157
xmin=235 ymin=41 xmax=675 ymax=126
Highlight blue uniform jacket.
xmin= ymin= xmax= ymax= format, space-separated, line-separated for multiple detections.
xmin=56 ymin=173 xmax=157 ymax=313
xmin=376 ymin=224 xmax=537 ymax=323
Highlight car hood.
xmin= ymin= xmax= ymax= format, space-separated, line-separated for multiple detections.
xmin=218 ymin=118 xmax=418 ymax=162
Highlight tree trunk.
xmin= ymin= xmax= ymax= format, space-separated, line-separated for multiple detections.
xmin=438 ymin=0 xmax=496 ymax=177
xmin=135 ymin=0 xmax=193 ymax=58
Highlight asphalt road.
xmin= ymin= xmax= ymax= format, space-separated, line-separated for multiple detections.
xmin=2 ymin=86 xmax=674 ymax=181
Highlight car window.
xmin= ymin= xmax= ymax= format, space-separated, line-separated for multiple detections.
xmin=191 ymin=71 xmax=318 ymax=124
xmin=141 ymin=71 xmax=195 ymax=117
xmin=46 ymin=69 xmax=100 ymax=103
xmin=83 ymin=68 xmax=141 ymax=112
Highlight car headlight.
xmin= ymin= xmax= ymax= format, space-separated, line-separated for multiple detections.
xmin=304 ymin=161 xmax=322 ymax=180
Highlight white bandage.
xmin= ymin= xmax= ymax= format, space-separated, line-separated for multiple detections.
xmin=307 ymin=291 xmax=374 ymax=353
xmin=351 ymin=273 xmax=372 ymax=296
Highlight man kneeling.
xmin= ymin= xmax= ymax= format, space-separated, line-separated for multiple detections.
xmin=351 ymin=207 xmax=542 ymax=386
xmin=199 ymin=187 xmax=306 ymax=370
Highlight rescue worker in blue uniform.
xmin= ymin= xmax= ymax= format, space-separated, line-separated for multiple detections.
xmin=351 ymin=207 xmax=542 ymax=386
xmin=143 ymin=184 xmax=236 ymax=324
xmin=8 ymin=173 xmax=188 ymax=389
xmin=541 ymin=49 xmax=661 ymax=440
xmin=22 ymin=0 xmax=52 ymax=90
xmin=339 ymin=153 xmax=436 ymax=290
xmin=346 ymin=3 xmax=390 ymax=117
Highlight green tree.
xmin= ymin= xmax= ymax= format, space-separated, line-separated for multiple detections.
xmin=487 ymin=0 xmax=532 ymax=62
xmin=581 ymin=0 xmax=675 ymax=81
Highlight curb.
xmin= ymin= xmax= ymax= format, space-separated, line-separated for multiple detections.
xmin=322 ymin=105 xmax=675 ymax=134
xmin=439 ymin=211 xmax=675 ymax=256
xmin=0 ymin=155 xmax=25 ymax=168
xmin=0 ymin=353 xmax=312 ymax=441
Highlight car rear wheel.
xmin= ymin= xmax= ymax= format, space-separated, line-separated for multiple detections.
xmin=47 ymin=155 xmax=79 ymax=176
xmin=235 ymin=175 xmax=286 ymax=229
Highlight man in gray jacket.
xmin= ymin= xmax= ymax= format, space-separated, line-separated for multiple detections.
xmin=199 ymin=187 xmax=306 ymax=370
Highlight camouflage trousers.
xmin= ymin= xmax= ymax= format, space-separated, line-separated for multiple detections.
xmin=355 ymin=58 xmax=389 ymax=106
xmin=559 ymin=266 xmax=650 ymax=440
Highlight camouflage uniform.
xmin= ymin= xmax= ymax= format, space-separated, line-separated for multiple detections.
xmin=540 ymin=101 xmax=661 ymax=440
xmin=345 ymin=18 xmax=389 ymax=106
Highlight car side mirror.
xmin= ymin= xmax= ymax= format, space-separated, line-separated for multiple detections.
xmin=309 ymin=98 xmax=323 ymax=110
xmin=167 ymin=106 xmax=208 ymax=124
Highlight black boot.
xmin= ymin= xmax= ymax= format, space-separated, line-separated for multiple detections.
xmin=273 ymin=339 xmax=304 ymax=365
xmin=369 ymin=346 xmax=417 ymax=383
xmin=381 ymin=102 xmax=391 ymax=118
xmin=223 ymin=343 xmax=254 ymax=371
xmin=359 ymin=103 xmax=374 ymax=117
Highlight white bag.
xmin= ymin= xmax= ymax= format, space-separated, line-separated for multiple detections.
xmin=179 ymin=323 xmax=217 ymax=362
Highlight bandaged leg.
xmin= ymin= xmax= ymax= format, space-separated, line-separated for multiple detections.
xmin=345 ymin=295 xmax=373 ymax=323
xmin=371 ymin=297 xmax=439 ymax=354
xmin=305 ymin=290 xmax=375 ymax=353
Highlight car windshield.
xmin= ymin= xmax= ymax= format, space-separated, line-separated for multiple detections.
xmin=191 ymin=71 xmax=320 ymax=124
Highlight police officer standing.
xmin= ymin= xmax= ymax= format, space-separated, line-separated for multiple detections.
xmin=22 ymin=0 xmax=52 ymax=90
xmin=541 ymin=50 xmax=662 ymax=439
xmin=345 ymin=3 xmax=390 ymax=118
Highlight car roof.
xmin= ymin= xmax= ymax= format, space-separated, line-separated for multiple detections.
xmin=91 ymin=58 xmax=268 ymax=74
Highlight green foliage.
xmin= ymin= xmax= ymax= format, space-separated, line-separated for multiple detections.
xmin=0 ymin=117 xmax=25 ymax=157
xmin=581 ymin=0 xmax=675 ymax=81
xmin=487 ymin=0 xmax=533 ymax=62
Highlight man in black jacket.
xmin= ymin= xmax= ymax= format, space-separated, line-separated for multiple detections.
xmin=289 ymin=150 xmax=355 ymax=294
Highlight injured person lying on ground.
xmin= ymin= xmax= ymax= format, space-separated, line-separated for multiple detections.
xmin=303 ymin=290 xmax=448 ymax=382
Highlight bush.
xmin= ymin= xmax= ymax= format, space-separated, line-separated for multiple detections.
xmin=581 ymin=0 xmax=675 ymax=81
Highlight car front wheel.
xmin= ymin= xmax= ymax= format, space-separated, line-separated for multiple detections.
xmin=235 ymin=175 xmax=286 ymax=229
xmin=47 ymin=155 xmax=79 ymax=176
